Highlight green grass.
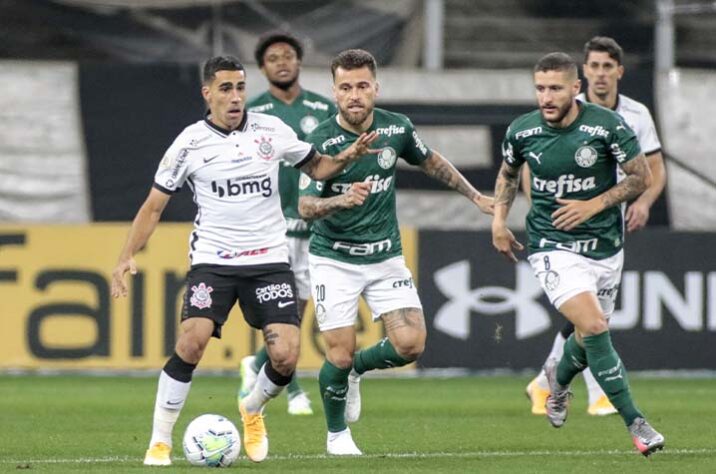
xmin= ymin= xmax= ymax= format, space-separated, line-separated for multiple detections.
xmin=1 ymin=374 xmax=714 ymax=472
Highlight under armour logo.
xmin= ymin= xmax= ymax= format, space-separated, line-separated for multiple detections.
xmin=433 ymin=260 xmax=551 ymax=340
xmin=528 ymin=152 xmax=543 ymax=165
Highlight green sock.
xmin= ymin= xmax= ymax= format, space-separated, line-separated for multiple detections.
xmin=254 ymin=346 xmax=302 ymax=396
xmin=353 ymin=337 xmax=411 ymax=375
xmin=318 ymin=360 xmax=350 ymax=432
xmin=583 ymin=331 xmax=643 ymax=426
xmin=556 ymin=334 xmax=587 ymax=387
xmin=252 ymin=346 xmax=269 ymax=372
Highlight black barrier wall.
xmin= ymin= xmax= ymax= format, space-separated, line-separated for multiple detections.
xmin=418 ymin=229 xmax=716 ymax=370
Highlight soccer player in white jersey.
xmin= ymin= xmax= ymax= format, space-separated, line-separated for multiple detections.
xmin=298 ymin=49 xmax=494 ymax=455
xmin=110 ymin=56 xmax=378 ymax=466
xmin=524 ymin=37 xmax=667 ymax=417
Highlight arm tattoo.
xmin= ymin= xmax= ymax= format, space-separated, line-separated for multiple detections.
xmin=263 ymin=329 xmax=279 ymax=347
xmin=420 ymin=153 xmax=479 ymax=201
xmin=298 ymin=195 xmax=346 ymax=220
xmin=300 ymin=154 xmax=323 ymax=180
xmin=600 ymin=156 xmax=649 ymax=209
xmin=494 ymin=161 xmax=521 ymax=208
xmin=380 ymin=308 xmax=425 ymax=333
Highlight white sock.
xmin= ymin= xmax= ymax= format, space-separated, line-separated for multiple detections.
xmin=328 ymin=427 xmax=351 ymax=440
xmin=547 ymin=332 xmax=566 ymax=362
xmin=243 ymin=363 xmax=285 ymax=413
xmin=533 ymin=332 xmax=566 ymax=389
xmin=149 ymin=370 xmax=191 ymax=448
xmin=583 ymin=367 xmax=606 ymax=405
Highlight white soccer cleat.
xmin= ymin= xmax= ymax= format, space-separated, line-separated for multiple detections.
xmin=143 ymin=442 xmax=172 ymax=466
xmin=287 ymin=391 xmax=313 ymax=416
xmin=345 ymin=369 xmax=361 ymax=423
xmin=327 ymin=427 xmax=362 ymax=455
xmin=629 ymin=417 xmax=665 ymax=457
xmin=543 ymin=358 xmax=572 ymax=428
xmin=238 ymin=355 xmax=258 ymax=400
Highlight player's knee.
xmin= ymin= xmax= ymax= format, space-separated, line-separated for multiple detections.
xmin=582 ymin=318 xmax=609 ymax=336
xmin=175 ymin=337 xmax=207 ymax=364
xmin=393 ymin=336 xmax=425 ymax=362
xmin=326 ymin=348 xmax=354 ymax=370
xmin=268 ymin=347 xmax=299 ymax=375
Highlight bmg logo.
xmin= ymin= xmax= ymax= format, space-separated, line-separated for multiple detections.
xmin=211 ymin=176 xmax=272 ymax=198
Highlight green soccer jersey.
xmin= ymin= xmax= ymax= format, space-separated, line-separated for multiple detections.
xmin=502 ymin=101 xmax=642 ymax=260
xmin=246 ymin=89 xmax=336 ymax=238
xmin=301 ymin=108 xmax=432 ymax=264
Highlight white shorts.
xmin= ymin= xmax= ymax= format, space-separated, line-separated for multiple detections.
xmin=527 ymin=250 xmax=623 ymax=316
xmin=287 ymin=236 xmax=310 ymax=301
xmin=308 ymin=254 xmax=423 ymax=331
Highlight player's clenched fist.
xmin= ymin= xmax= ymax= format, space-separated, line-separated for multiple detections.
xmin=342 ymin=181 xmax=372 ymax=208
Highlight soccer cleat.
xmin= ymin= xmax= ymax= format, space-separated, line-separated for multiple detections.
xmin=345 ymin=369 xmax=362 ymax=423
xmin=588 ymin=394 xmax=618 ymax=416
xmin=143 ymin=442 xmax=172 ymax=466
xmin=525 ymin=378 xmax=550 ymax=415
xmin=287 ymin=391 xmax=314 ymax=416
xmin=238 ymin=355 xmax=258 ymax=400
xmin=543 ymin=358 xmax=572 ymax=428
xmin=327 ymin=427 xmax=363 ymax=455
xmin=628 ymin=417 xmax=665 ymax=457
xmin=239 ymin=400 xmax=269 ymax=462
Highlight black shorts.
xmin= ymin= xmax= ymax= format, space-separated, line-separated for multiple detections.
xmin=181 ymin=262 xmax=300 ymax=338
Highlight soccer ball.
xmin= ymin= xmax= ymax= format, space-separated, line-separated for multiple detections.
xmin=182 ymin=414 xmax=241 ymax=467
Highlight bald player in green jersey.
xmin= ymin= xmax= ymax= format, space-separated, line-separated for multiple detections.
xmin=238 ymin=31 xmax=336 ymax=416
xmin=299 ymin=49 xmax=494 ymax=455
xmin=492 ymin=52 xmax=664 ymax=457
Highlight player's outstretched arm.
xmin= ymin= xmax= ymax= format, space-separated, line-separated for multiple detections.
xmin=492 ymin=161 xmax=524 ymax=262
xmin=625 ymin=151 xmax=666 ymax=232
xmin=300 ymin=131 xmax=380 ymax=181
xmin=418 ymin=151 xmax=493 ymax=215
xmin=552 ymin=154 xmax=651 ymax=231
xmin=111 ymin=188 xmax=171 ymax=298
xmin=298 ymin=181 xmax=371 ymax=220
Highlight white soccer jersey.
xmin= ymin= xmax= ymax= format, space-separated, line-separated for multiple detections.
xmin=577 ymin=93 xmax=662 ymax=155
xmin=154 ymin=112 xmax=315 ymax=266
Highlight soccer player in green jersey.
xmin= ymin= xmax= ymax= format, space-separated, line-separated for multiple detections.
xmin=238 ymin=31 xmax=336 ymax=417
xmin=524 ymin=37 xmax=667 ymax=418
xmin=492 ymin=52 xmax=664 ymax=456
xmin=298 ymin=49 xmax=494 ymax=455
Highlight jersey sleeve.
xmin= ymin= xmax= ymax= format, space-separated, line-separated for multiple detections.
xmin=275 ymin=120 xmax=316 ymax=168
xmin=153 ymin=137 xmax=191 ymax=194
xmin=298 ymin=171 xmax=324 ymax=198
xmin=501 ymin=125 xmax=524 ymax=167
xmin=635 ymin=107 xmax=662 ymax=155
xmin=609 ymin=116 xmax=642 ymax=165
xmin=401 ymin=118 xmax=432 ymax=165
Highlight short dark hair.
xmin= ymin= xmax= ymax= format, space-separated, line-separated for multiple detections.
xmin=584 ymin=36 xmax=624 ymax=64
xmin=534 ymin=52 xmax=578 ymax=79
xmin=202 ymin=56 xmax=244 ymax=84
xmin=254 ymin=31 xmax=304 ymax=67
xmin=330 ymin=49 xmax=377 ymax=79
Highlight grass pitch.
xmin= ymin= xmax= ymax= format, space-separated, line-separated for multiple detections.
xmin=1 ymin=374 xmax=714 ymax=472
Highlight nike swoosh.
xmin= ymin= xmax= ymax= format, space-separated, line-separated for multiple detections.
xmin=277 ymin=301 xmax=295 ymax=308
xmin=166 ymin=399 xmax=183 ymax=406
xmin=203 ymin=155 xmax=219 ymax=163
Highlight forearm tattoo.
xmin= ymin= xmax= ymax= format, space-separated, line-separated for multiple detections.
xmin=300 ymin=154 xmax=322 ymax=180
xmin=381 ymin=308 xmax=425 ymax=333
xmin=298 ymin=195 xmax=346 ymax=220
xmin=494 ymin=161 xmax=521 ymax=208
xmin=421 ymin=153 xmax=480 ymax=201
xmin=601 ymin=156 xmax=649 ymax=209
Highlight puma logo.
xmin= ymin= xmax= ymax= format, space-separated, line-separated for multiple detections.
xmin=528 ymin=152 xmax=543 ymax=165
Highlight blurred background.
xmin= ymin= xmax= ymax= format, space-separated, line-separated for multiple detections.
xmin=1 ymin=0 xmax=714 ymax=373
